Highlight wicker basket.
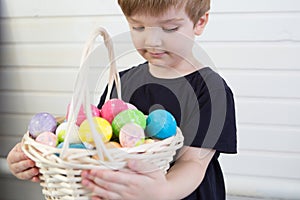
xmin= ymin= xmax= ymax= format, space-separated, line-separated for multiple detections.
xmin=22 ymin=27 xmax=184 ymax=200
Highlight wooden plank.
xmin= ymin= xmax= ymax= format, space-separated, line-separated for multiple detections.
xmin=0 ymin=136 xmax=21 ymax=157
xmin=0 ymin=114 xmax=37 ymax=137
xmin=225 ymin=174 xmax=300 ymax=199
xmin=237 ymin=124 xmax=300 ymax=153
xmin=220 ymin=151 xmax=300 ymax=179
xmin=211 ymin=0 xmax=300 ymax=13
xmin=0 ymin=0 xmax=122 ymax=17
xmin=1 ymin=43 xmax=299 ymax=70
xmin=1 ymin=13 xmax=300 ymax=43
xmin=0 ymin=68 xmax=76 ymax=92
xmin=1 ymin=16 xmax=129 ymax=43
xmin=218 ymin=70 xmax=300 ymax=98
xmin=204 ymin=13 xmax=300 ymax=42
xmin=0 ymin=44 xmax=83 ymax=67
xmin=0 ymin=92 xmax=71 ymax=115
xmin=0 ymin=43 xmax=142 ymax=67
xmin=0 ymin=68 xmax=109 ymax=92
xmin=236 ymin=98 xmax=300 ymax=126
xmin=1 ymin=0 xmax=299 ymax=17
xmin=201 ymin=43 xmax=300 ymax=70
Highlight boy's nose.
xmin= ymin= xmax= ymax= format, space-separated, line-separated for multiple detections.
xmin=144 ymin=27 xmax=162 ymax=47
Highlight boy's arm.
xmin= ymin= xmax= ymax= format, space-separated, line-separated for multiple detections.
xmin=165 ymin=146 xmax=215 ymax=199
xmin=81 ymin=146 xmax=215 ymax=200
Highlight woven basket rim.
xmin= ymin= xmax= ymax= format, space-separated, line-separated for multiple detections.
xmin=22 ymin=127 xmax=184 ymax=171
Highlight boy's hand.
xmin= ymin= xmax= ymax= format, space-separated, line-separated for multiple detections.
xmin=81 ymin=159 xmax=169 ymax=200
xmin=7 ymin=142 xmax=40 ymax=182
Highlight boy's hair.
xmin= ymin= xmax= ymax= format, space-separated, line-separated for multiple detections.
xmin=118 ymin=0 xmax=210 ymax=25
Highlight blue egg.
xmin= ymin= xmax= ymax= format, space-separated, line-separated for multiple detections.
xmin=56 ymin=142 xmax=88 ymax=156
xmin=57 ymin=142 xmax=87 ymax=149
xmin=145 ymin=109 xmax=177 ymax=139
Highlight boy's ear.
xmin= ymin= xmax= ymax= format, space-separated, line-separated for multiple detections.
xmin=194 ymin=12 xmax=209 ymax=36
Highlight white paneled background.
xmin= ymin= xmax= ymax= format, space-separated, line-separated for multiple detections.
xmin=1 ymin=0 xmax=300 ymax=199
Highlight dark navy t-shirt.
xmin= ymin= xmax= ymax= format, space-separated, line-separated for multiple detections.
xmin=98 ymin=62 xmax=237 ymax=200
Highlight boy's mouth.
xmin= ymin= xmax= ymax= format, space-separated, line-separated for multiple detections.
xmin=148 ymin=51 xmax=166 ymax=58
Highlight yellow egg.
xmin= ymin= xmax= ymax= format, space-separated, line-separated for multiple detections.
xmin=144 ymin=138 xmax=156 ymax=144
xmin=78 ymin=117 xmax=112 ymax=143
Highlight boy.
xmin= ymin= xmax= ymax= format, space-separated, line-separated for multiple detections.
xmin=7 ymin=0 xmax=237 ymax=199
xmin=80 ymin=0 xmax=237 ymax=200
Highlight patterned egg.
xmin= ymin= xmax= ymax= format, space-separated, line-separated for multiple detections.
xmin=78 ymin=117 xmax=112 ymax=144
xmin=35 ymin=131 xmax=58 ymax=147
xmin=28 ymin=112 xmax=57 ymax=138
xmin=119 ymin=123 xmax=145 ymax=147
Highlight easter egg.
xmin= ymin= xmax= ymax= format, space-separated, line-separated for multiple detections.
xmin=112 ymin=109 xmax=146 ymax=137
xmin=126 ymin=103 xmax=137 ymax=110
xmin=119 ymin=123 xmax=145 ymax=147
xmin=35 ymin=131 xmax=58 ymax=147
xmin=144 ymin=138 xmax=156 ymax=144
xmin=57 ymin=142 xmax=88 ymax=149
xmin=105 ymin=141 xmax=122 ymax=149
xmin=145 ymin=109 xmax=177 ymax=139
xmin=28 ymin=112 xmax=57 ymax=138
xmin=101 ymin=99 xmax=128 ymax=123
xmin=78 ymin=117 xmax=112 ymax=144
xmin=66 ymin=104 xmax=100 ymax=126
xmin=55 ymin=122 xmax=81 ymax=144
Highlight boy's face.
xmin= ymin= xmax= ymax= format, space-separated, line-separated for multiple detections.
xmin=127 ymin=6 xmax=203 ymax=69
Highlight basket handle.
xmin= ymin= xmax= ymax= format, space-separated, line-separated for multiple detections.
xmin=60 ymin=27 xmax=120 ymax=161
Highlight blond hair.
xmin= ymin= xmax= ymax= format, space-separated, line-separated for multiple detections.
xmin=118 ymin=0 xmax=210 ymax=25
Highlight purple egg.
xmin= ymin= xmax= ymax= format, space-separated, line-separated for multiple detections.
xmin=28 ymin=112 xmax=57 ymax=138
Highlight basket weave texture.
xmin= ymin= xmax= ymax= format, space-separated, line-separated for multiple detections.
xmin=21 ymin=27 xmax=184 ymax=200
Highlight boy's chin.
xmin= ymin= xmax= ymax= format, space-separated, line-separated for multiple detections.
xmin=148 ymin=60 xmax=168 ymax=68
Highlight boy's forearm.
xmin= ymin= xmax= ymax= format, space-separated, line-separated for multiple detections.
xmin=164 ymin=160 xmax=205 ymax=199
xmin=164 ymin=148 xmax=215 ymax=199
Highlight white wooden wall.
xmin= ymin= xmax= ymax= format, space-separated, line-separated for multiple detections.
xmin=1 ymin=0 xmax=300 ymax=199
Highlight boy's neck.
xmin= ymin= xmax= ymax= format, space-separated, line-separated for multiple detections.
xmin=148 ymin=58 xmax=204 ymax=79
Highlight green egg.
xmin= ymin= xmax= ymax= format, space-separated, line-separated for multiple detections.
xmin=112 ymin=109 xmax=146 ymax=137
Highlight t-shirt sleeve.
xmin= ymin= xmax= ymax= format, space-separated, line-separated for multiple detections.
xmin=182 ymin=77 xmax=237 ymax=154
xmin=207 ymin=87 xmax=237 ymax=153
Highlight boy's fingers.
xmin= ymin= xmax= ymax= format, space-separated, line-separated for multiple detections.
xmin=31 ymin=175 xmax=41 ymax=183
xmin=7 ymin=151 xmax=28 ymax=164
xmin=16 ymin=167 xmax=39 ymax=180
xmin=10 ymin=159 xmax=35 ymax=174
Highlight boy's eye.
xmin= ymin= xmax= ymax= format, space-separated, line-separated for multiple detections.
xmin=163 ymin=27 xmax=179 ymax=33
xmin=132 ymin=26 xmax=145 ymax=31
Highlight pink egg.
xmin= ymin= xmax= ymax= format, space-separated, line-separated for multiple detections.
xmin=119 ymin=123 xmax=145 ymax=148
xmin=101 ymin=99 xmax=128 ymax=123
xmin=66 ymin=104 xmax=100 ymax=126
xmin=126 ymin=103 xmax=137 ymax=110
xmin=35 ymin=131 xmax=58 ymax=147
